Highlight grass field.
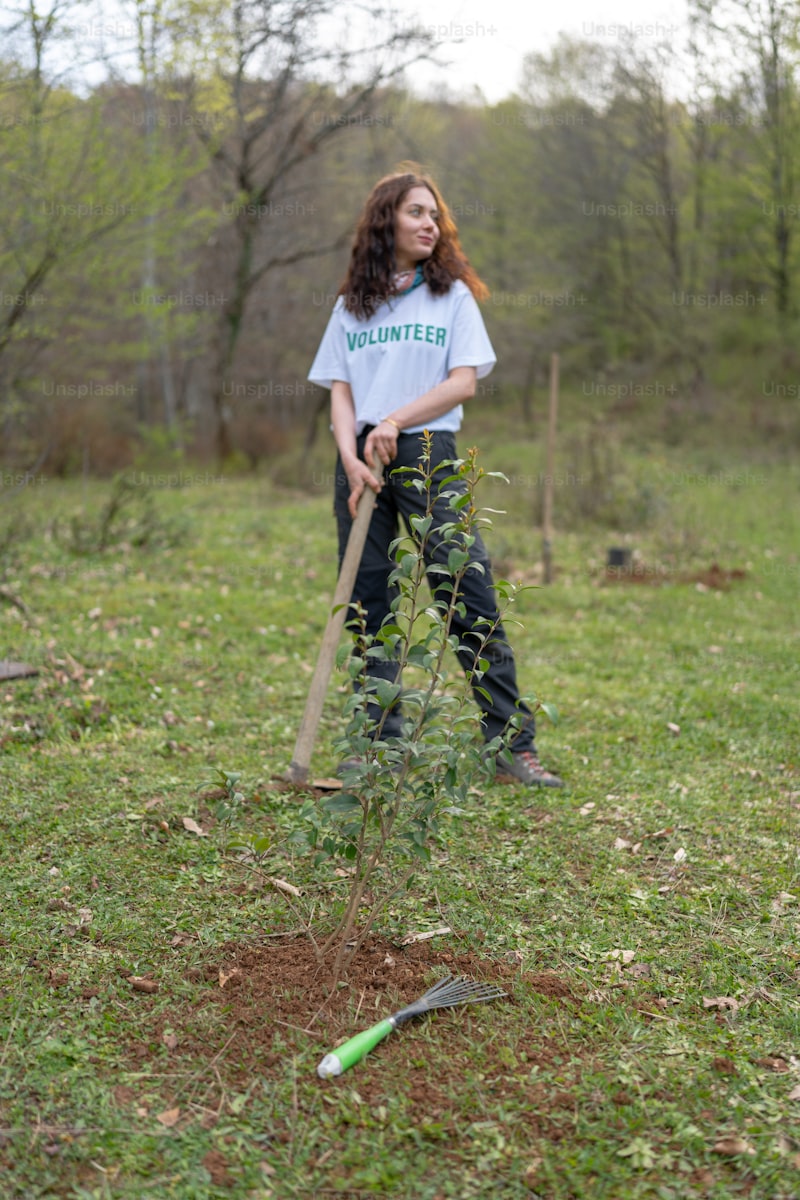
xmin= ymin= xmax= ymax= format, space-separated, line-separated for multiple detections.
xmin=1 ymin=417 xmax=799 ymax=1199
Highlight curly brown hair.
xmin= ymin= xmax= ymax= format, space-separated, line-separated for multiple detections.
xmin=338 ymin=166 xmax=489 ymax=319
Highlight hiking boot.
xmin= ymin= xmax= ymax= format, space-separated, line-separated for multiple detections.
xmin=492 ymin=749 xmax=565 ymax=789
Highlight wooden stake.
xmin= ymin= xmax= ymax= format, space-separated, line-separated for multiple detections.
xmin=542 ymin=353 xmax=559 ymax=584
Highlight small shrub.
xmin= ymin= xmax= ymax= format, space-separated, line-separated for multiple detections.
xmin=52 ymin=474 xmax=187 ymax=554
xmin=289 ymin=436 xmax=542 ymax=976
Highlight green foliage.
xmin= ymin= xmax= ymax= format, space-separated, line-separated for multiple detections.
xmin=199 ymin=766 xmax=246 ymax=829
xmin=51 ymin=474 xmax=188 ymax=554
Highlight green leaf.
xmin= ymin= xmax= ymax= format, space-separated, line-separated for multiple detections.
xmin=447 ymin=548 xmax=471 ymax=573
xmin=375 ymin=679 xmax=402 ymax=708
xmin=409 ymin=513 xmax=433 ymax=537
xmin=323 ymin=793 xmax=363 ymax=814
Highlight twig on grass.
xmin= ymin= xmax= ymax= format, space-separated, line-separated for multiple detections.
xmin=0 ymin=586 xmax=32 ymax=618
xmin=274 ymin=1018 xmax=324 ymax=1038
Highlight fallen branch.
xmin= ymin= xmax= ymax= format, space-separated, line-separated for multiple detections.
xmin=0 ymin=587 xmax=32 ymax=618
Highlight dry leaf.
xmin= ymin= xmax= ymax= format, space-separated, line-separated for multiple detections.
xmin=741 ymin=986 xmax=778 ymax=1005
xmin=219 ymin=967 xmax=242 ymax=989
xmin=524 ymin=1155 xmax=543 ymax=1187
xmin=667 ymin=722 xmax=680 ymax=735
xmin=579 ymin=802 xmax=596 ymax=816
xmin=756 ymin=1056 xmax=789 ymax=1072
xmin=613 ymin=837 xmax=632 ymax=851
xmin=702 ymin=995 xmax=739 ymax=1013
xmin=787 ymin=1084 xmax=800 ymax=1101
xmin=712 ymin=1136 xmax=755 ymax=1156
xmin=673 ymin=847 xmax=687 ymax=863
xmin=607 ymin=949 xmax=636 ymax=964
xmin=182 ymin=817 xmax=207 ymax=837
xmin=129 ymin=977 xmax=159 ymax=994
xmin=162 ymin=1031 xmax=178 ymax=1051
xmin=156 ymin=1107 xmax=181 ymax=1128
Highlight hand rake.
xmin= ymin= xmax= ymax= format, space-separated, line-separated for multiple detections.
xmin=316 ymin=972 xmax=507 ymax=1078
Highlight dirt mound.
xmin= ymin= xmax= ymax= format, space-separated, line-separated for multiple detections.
xmin=603 ymin=560 xmax=747 ymax=588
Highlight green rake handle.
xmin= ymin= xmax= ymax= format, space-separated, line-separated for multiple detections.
xmin=317 ymin=1017 xmax=396 ymax=1078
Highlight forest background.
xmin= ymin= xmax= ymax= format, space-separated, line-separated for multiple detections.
xmin=2 ymin=0 xmax=800 ymax=482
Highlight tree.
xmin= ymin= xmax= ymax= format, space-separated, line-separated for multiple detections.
xmin=173 ymin=0 xmax=438 ymax=461
xmin=691 ymin=0 xmax=800 ymax=316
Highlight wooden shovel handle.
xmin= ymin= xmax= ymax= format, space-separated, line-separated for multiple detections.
xmin=287 ymin=468 xmax=382 ymax=785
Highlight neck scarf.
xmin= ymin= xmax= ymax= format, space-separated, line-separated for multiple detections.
xmin=395 ymin=264 xmax=425 ymax=295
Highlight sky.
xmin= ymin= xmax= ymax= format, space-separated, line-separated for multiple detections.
xmin=388 ymin=0 xmax=691 ymax=102
xmin=28 ymin=0 xmax=693 ymax=105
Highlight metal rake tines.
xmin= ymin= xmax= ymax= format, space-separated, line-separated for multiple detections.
xmin=422 ymin=973 xmax=508 ymax=1006
xmin=397 ymin=972 xmax=508 ymax=1021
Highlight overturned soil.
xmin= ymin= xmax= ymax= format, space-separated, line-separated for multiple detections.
xmin=603 ymin=560 xmax=747 ymax=589
xmin=115 ymin=934 xmax=585 ymax=1149
xmin=157 ymin=935 xmax=579 ymax=1072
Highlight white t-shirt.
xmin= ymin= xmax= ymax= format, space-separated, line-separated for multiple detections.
xmin=307 ymin=279 xmax=496 ymax=434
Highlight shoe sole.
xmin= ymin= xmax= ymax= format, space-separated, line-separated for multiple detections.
xmin=492 ymin=767 xmax=565 ymax=788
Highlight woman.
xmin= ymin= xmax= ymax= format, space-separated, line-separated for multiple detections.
xmin=308 ymin=167 xmax=563 ymax=788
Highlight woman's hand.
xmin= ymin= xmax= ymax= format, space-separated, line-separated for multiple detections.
xmin=363 ymin=419 xmax=398 ymax=473
xmin=343 ymin=456 xmax=383 ymax=520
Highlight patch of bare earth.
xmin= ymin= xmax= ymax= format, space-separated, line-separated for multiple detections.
xmin=603 ymin=560 xmax=747 ymax=589
xmin=111 ymin=935 xmax=587 ymax=1152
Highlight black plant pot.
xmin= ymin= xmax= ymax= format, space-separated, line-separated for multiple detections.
xmin=607 ymin=547 xmax=632 ymax=570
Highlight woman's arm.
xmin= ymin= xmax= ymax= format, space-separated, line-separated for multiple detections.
xmin=331 ymin=380 xmax=383 ymax=519
xmin=363 ymin=365 xmax=477 ymax=475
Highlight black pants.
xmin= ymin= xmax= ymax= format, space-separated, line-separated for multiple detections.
xmin=334 ymin=429 xmax=535 ymax=749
